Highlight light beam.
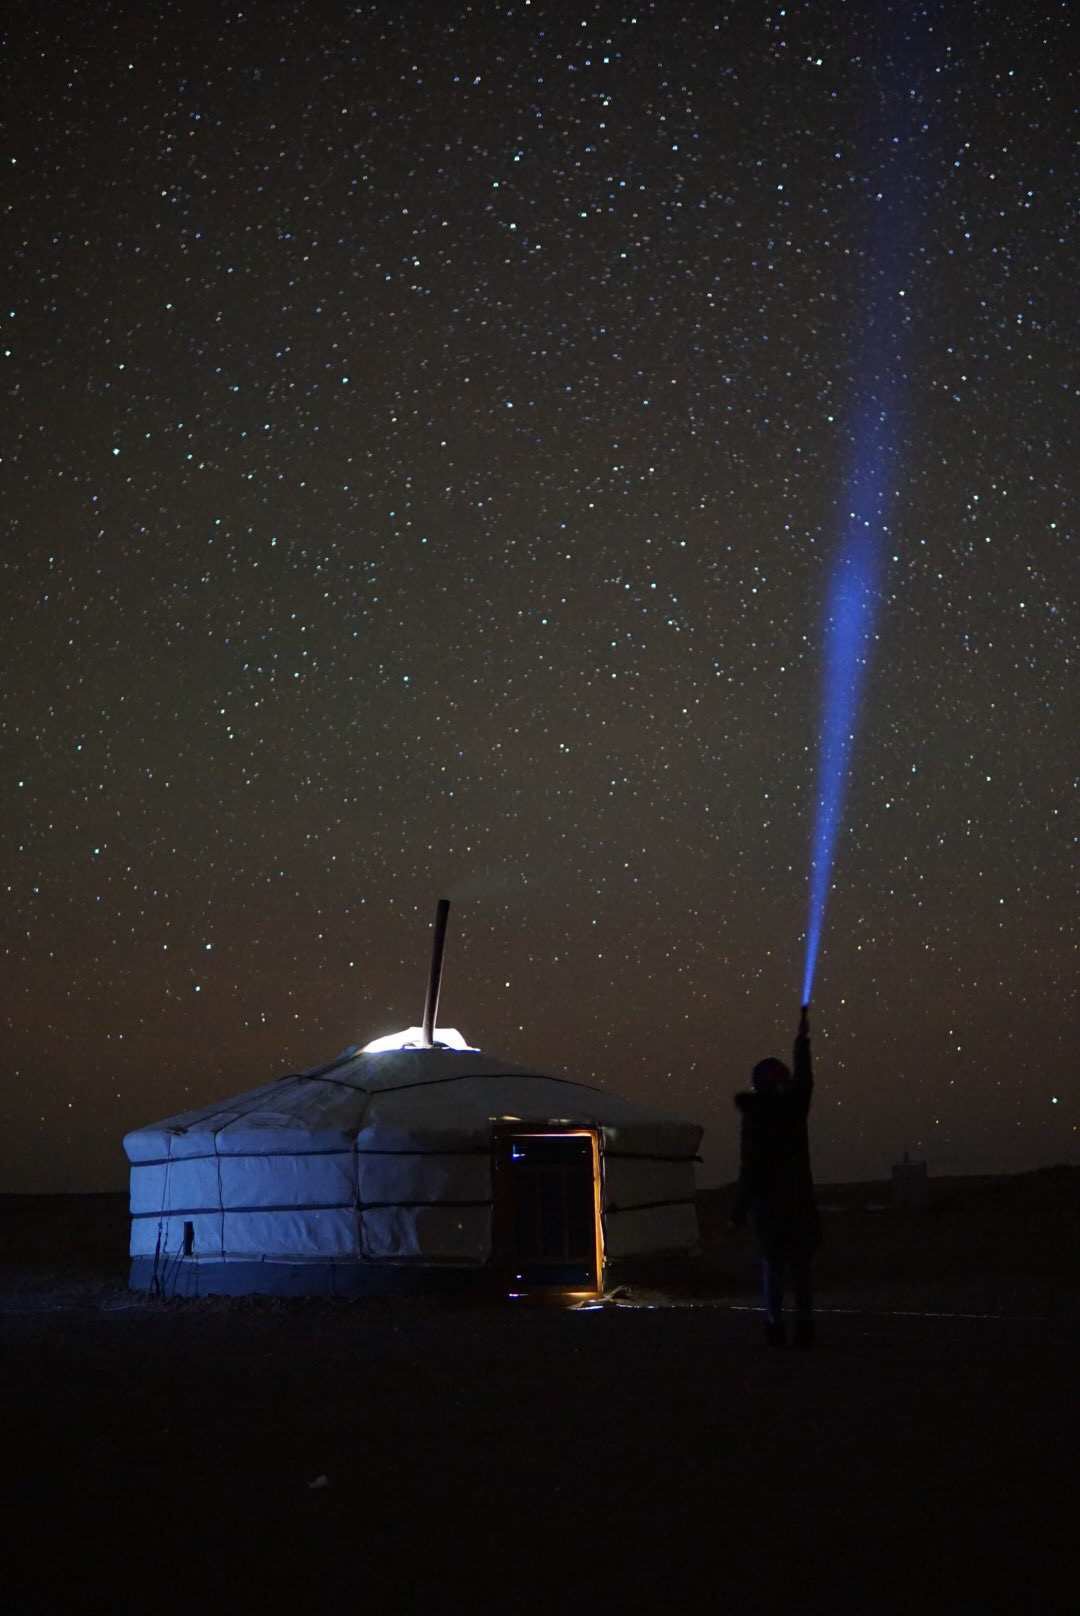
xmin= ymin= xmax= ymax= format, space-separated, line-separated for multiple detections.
xmin=801 ymin=400 xmax=895 ymax=1005
xmin=801 ymin=13 xmax=931 ymax=1003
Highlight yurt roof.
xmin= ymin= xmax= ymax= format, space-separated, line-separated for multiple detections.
xmin=124 ymin=1035 xmax=702 ymax=1164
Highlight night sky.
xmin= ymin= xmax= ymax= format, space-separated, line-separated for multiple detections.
xmin=3 ymin=1 xmax=1075 ymax=1194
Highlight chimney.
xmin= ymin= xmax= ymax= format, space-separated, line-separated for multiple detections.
xmin=421 ymin=898 xmax=451 ymax=1047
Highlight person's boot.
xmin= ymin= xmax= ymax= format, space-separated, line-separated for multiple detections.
xmin=765 ymin=1319 xmax=787 ymax=1347
xmin=794 ymin=1316 xmax=815 ymax=1349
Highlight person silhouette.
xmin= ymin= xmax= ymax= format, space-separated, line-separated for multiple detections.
xmin=732 ymin=1005 xmax=821 ymax=1346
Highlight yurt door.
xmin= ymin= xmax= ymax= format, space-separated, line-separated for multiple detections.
xmin=493 ymin=1127 xmax=603 ymax=1296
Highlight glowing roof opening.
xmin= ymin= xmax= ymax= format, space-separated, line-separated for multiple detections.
xmin=361 ymin=1026 xmax=477 ymax=1054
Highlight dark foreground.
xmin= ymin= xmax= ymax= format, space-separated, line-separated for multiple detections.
xmin=4 ymin=1173 xmax=1078 ymax=1615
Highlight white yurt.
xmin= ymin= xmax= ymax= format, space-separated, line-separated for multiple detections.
xmin=124 ymin=903 xmax=703 ymax=1298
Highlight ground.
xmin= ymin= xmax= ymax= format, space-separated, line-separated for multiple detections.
xmin=3 ymin=1172 xmax=1077 ymax=1614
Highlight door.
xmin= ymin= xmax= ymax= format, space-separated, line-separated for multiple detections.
xmin=493 ymin=1128 xmax=603 ymax=1295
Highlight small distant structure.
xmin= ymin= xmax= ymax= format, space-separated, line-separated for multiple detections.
xmin=891 ymin=1150 xmax=929 ymax=1211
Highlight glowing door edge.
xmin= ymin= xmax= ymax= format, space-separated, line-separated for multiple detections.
xmin=498 ymin=1127 xmax=605 ymax=1298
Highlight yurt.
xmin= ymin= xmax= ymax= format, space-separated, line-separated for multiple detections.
xmin=124 ymin=903 xmax=703 ymax=1298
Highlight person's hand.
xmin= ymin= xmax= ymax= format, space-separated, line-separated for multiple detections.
xmin=798 ymin=1004 xmax=810 ymax=1040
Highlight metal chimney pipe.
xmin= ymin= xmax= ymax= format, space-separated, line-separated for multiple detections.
xmin=421 ymin=898 xmax=451 ymax=1047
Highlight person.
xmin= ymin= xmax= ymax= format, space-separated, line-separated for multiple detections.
xmin=732 ymin=1005 xmax=821 ymax=1347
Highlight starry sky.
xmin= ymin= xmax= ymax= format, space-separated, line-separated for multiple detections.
xmin=3 ymin=1 xmax=1075 ymax=1194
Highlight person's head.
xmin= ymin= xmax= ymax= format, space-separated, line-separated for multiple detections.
xmin=752 ymin=1056 xmax=791 ymax=1093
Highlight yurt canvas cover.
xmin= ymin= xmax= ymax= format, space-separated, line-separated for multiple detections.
xmin=124 ymin=1040 xmax=702 ymax=1296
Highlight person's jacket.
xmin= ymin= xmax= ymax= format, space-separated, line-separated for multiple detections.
xmin=733 ymin=1030 xmax=821 ymax=1255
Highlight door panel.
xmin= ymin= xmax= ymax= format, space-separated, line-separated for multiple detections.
xmin=495 ymin=1129 xmax=601 ymax=1292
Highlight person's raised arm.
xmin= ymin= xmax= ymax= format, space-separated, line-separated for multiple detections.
xmin=793 ymin=1004 xmax=813 ymax=1103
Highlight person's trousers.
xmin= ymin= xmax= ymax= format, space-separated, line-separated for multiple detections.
xmin=762 ymin=1254 xmax=813 ymax=1325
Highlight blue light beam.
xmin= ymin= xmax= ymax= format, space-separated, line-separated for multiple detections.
xmin=801 ymin=404 xmax=895 ymax=1007
xmin=799 ymin=8 xmax=933 ymax=1005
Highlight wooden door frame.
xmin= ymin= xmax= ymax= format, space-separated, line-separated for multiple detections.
xmin=490 ymin=1123 xmax=605 ymax=1298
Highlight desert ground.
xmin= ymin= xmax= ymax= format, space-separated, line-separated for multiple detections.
xmin=3 ymin=1169 xmax=1077 ymax=1615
